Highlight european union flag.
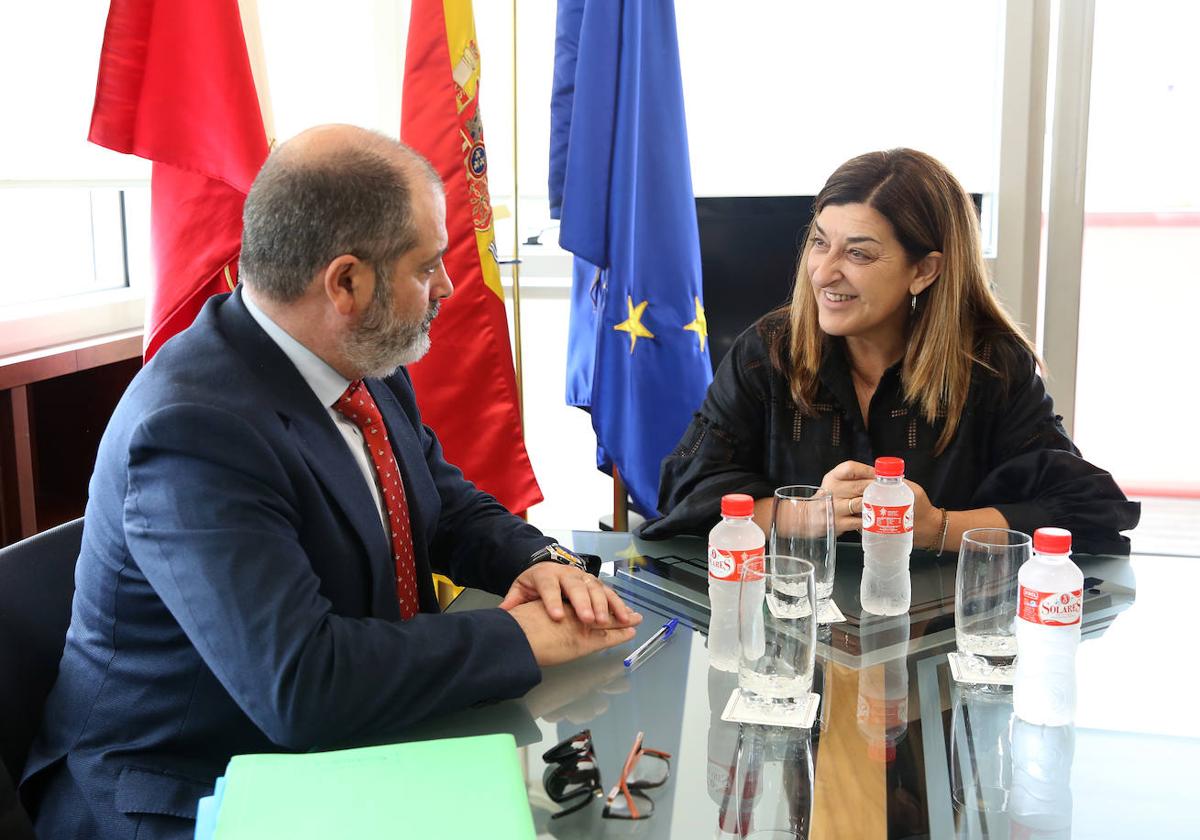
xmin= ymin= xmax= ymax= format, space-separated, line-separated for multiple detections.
xmin=550 ymin=0 xmax=713 ymax=517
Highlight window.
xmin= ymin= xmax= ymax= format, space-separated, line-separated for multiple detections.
xmin=0 ymin=5 xmax=149 ymax=348
xmin=1073 ymin=0 xmax=1200 ymax=493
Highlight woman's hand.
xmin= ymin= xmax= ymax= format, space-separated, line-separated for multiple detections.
xmin=820 ymin=460 xmax=876 ymax=535
xmin=904 ymin=478 xmax=942 ymax=549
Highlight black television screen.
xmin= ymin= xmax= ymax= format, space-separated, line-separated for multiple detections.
xmin=697 ymin=196 xmax=815 ymax=373
xmin=696 ymin=194 xmax=983 ymax=373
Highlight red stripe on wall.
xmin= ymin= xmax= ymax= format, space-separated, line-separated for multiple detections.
xmin=1121 ymin=484 xmax=1200 ymax=500
xmin=1084 ymin=212 xmax=1200 ymax=228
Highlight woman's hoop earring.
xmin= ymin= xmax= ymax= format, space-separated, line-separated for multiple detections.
xmin=911 ymin=294 xmax=917 ymax=313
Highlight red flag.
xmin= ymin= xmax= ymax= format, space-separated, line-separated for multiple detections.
xmin=401 ymin=0 xmax=542 ymax=514
xmin=89 ymin=0 xmax=269 ymax=361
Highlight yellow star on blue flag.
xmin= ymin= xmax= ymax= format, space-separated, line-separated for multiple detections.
xmin=683 ymin=296 xmax=707 ymax=352
xmin=613 ymin=296 xmax=655 ymax=352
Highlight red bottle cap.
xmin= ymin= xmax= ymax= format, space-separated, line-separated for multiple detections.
xmin=874 ymin=457 xmax=905 ymax=478
xmin=867 ymin=740 xmax=896 ymax=763
xmin=720 ymin=494 xmax=755 ymax=517
xmin=1033 ymin=527 xmax=1072 ymax=555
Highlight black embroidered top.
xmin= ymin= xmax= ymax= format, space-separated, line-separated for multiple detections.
xmin=642 ymin=317 xmax=1140 ymax=555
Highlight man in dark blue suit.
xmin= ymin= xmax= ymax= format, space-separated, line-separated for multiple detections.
xmin=23 ymin=125 xmax=641 ymax=839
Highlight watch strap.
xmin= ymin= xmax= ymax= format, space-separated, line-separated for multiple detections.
xmin=527 ymin=543 xmax=601 ymax=576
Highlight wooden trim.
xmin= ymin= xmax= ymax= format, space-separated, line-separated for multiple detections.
xmin=7 ymin=385 xmax=37 ymax=538
xmin=0 ymin=330 xmax=142 ymax=391
xmin=0 ymin=389 xmax=17 ymax=543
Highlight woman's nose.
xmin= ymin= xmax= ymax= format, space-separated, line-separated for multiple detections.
xmin=810 ymin=253 xmax=841 ymax=285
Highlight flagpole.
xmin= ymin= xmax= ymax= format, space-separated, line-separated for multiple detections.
xmin=612 ymin=468 xmax=629 ymax=532
xmin=237 ymin=0 xmax=276 ymax=147
xmin=509 ymin=0 xmax=525 ymax=415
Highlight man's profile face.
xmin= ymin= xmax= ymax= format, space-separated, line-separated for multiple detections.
xmin=342 ymin=182 xmax=452 ymax=378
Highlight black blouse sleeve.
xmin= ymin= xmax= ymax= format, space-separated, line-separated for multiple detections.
xmin=640 ymin=327 xmax=779 ymax=539
xmin=971 ymin=343 xmax=1140 ymax=555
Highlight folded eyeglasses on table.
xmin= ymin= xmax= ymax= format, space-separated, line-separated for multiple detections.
xmin=542 ymin=729 xmax=672 ymax=820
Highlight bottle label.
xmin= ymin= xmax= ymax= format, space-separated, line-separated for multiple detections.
xmin=1018 ymin=585 xmax=1083 ymax=626
xmin=862 ymin=503 xmax=913 ymax=535
xmin=855 ymin=693 xmax=908 ymax=728
xmin=708 ymin=546 xmax=764 ymax=582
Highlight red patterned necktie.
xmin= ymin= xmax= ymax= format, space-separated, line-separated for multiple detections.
xmin=333 ymin=380 xmax=419 ymax=619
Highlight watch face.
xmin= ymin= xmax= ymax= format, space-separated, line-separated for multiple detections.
xmin=549 ymin=545 xmax=580 ymax=566
xmin=532 ymin=544 xmax=597 ymax=575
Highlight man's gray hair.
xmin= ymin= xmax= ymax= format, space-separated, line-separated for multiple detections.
xmin=239 ymin=133 xmax=440 ymax=302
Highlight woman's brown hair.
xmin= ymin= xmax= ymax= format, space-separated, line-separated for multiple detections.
xmin=767 ymin=148 xmax=1037 ymax=454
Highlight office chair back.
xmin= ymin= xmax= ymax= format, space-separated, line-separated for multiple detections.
xmin=0 ymin=518 xmax=82 ymax=785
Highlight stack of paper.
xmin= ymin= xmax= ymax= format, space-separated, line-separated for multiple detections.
xmin=194 ymin=734 xmax=534 ymax=839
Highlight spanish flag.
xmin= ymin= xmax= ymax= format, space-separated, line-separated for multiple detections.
xmin=401 ymin=0 xmax=542 ymax=514
xmin=88 ymin=0 xmax=269 ymax=362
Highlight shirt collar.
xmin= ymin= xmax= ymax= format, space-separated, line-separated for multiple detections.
xmin=820 ymin=337 xmax=904 ymax=387
xmin=818 ymin=337 xmax=905 ymax=431
xmin=242 ymin=290 xmax=351 ymax=408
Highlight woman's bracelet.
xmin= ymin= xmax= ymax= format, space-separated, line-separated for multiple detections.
xmin=925 ymin=508 xmax=950 ymax=554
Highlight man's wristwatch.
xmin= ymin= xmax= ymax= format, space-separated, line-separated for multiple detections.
xmin=526 ymin=543 xmax=602 ymax=577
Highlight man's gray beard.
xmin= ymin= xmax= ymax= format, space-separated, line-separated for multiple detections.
xmin=342 ymin=279 xmax=439 ymax=379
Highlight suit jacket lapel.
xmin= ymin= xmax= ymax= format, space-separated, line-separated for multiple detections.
xmin=215 ymin=290 xmax=393 ymax=597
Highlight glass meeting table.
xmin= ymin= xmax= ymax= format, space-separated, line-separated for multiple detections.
xmin=422 ymin=531 xmax=1198 ymax=838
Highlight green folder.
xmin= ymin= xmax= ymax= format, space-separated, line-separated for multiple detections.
xmin=212 ymin=733 xmax=534 ymax=839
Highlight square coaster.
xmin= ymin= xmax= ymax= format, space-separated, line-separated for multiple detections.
xmin=720 ymin=687 xmax=820 ymax=729
xmin=817 ymin=599 xmax=845 ymax=625
xmin=948 ymin=651 xmax=1015 ymax=686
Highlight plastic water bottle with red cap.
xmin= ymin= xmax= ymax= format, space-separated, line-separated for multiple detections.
xmin=708 ymin=493 xmax=765 ymax=672
xmin=1014 ymin=527 xmax=1083 ymax=726
xmin=1009 ymin=717 xmax=1075 ymax=838
xmin=856 ymin=612 xmax=911 ymax=763
xmin=860 ymin=456 xmax=915 ymax=615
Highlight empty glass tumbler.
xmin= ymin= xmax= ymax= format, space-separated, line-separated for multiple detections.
xmin=950 ymin=683 xmax=1014 ymax=818
xmin=738 ymin=555 xmax=818 ymax=706
xmin=770 ymin=486 xmax=835 ymax=604
xmin=955 ymin=528 xmax=1032 ymax=663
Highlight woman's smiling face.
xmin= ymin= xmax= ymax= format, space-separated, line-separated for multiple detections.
xmin=807 ymin=202 xmax=929 ymax=346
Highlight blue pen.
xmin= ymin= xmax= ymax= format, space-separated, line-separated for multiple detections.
xmin=623 ymin=618 xmax=680 ymax=668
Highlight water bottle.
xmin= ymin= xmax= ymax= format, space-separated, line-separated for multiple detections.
xmin=1009 ymin=718 xmax=1075 ymax=838
xmin=707 ymin=666 xmax=751 ymax=838
xmin=860 ymin=456 xmax=914 ymax=615
xmin=856 ymin=612 xmax=911 ymax=762
xmin=1014 ymin=528 xmax=1083 ymax=726
xmin=707 ymin=493 xmax=765 ymax=672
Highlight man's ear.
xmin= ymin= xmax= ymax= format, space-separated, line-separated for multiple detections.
xmin=321 ymin=255 xmax=373 ymax=317
xmin=909 ymin=251 xmax=943 ymax=296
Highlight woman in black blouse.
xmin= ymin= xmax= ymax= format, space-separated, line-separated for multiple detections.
xmin=643 ymin=149 xmax=1138 ymax=555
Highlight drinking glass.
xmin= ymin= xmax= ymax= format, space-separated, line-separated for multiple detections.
xmin=732 ymin=725 xmax=814 ymax=840
xmin=738 ymin=555 xmax=818 ymax=706
xmin=950 ymin=683 xmax=1014 ymax=821
xmin=770 ymin=486 xmax=835 ymax=605
xmin=955 ymin=528 xmax=1032 ymax=664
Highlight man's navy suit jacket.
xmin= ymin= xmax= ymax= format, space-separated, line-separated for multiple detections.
xmin=23 ymin=289 xmax=549 ymax=839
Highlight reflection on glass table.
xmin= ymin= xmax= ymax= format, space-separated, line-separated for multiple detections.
xmin=941 ymin=670 xmax=1077 ymax=839
xmin=708 ymin=665 xmax=814 ymax=840
xmin=858 ymin=613 xmax=911 ymax=763
xmin=412 ymin=531 xmax=1198 ymax=838
xmin=949 ymin=684 xmax=1015 ymax=831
